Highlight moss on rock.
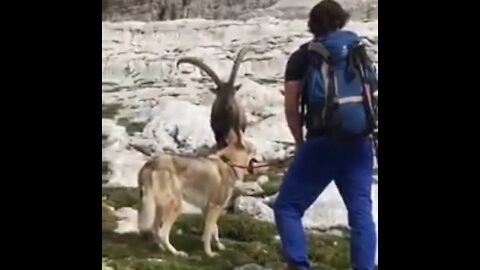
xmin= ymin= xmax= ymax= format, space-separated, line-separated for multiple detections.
xmin=102 ymin=203 xmax=118 ymax=231
xmin=259 ymin=173 xmax=283 ymax=196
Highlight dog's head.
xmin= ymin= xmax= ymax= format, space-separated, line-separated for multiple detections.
xmin=212 ymin=132 xmax=258 ymax=181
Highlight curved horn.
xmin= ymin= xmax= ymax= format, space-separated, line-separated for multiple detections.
xmin=176 ymin=57 xmax=222 ymax=87
xmin=227 ymin=46 xmax=253 ymax=86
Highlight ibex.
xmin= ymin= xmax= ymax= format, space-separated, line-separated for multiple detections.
xmin=177 ymin=47 xmax=253 ymax=149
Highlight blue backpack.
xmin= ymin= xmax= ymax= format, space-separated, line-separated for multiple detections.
xmin=301 ymin=30 xmax=378 ymax=141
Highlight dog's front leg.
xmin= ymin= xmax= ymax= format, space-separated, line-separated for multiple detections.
xmin=202 ymin=208 xmax=225 ymax=251
xmin=202 ymin=204 xmax=223 ymax=257
xmin=213 ymin=224 xmax=225 ymax=250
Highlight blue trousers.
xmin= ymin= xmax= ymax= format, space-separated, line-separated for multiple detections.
xmin=273 ymin=136 xmax=376 ymax=270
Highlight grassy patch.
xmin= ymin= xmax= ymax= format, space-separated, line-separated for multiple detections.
xmin=102 ymin=204 xmax=118 ymax=231
xmin=259 ymin=174 xmax=283 ymax=197
xmin=261 ymin=181 xmax=281 ymax=197
xmin=103 ymin=103 xmax=123 ymax=119
xmin=102 ymin=188 xmax=351 ymax=270
xmin=117 ymin=117 xmax=147 ymax=135
xmin=103 ymin=187 xmax=139 ymax=209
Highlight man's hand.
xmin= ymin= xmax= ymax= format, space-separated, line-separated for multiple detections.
xmin=294 ymin=140 xmax=304 ymax=155
xmin=284 ymin=80 xmax=303 ymax=146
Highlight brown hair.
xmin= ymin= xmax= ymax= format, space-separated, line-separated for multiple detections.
xmin=308 ymin=0 xmax=350 ymax=37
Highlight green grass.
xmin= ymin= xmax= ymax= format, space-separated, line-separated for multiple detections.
xmin=103 ymin=187 xmax=139 ymax=209
xmin=102 ymin=188 xmax=351 ymax=270
xmin=259 ymin=174 xmax=283 ymax=197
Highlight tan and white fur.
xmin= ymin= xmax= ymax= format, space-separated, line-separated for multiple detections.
xmin=137 ymin=132 xmax=254 ymax=257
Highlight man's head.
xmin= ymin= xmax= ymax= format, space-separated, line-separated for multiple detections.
xmin=308 ymin=0 xmax=350 ymax=37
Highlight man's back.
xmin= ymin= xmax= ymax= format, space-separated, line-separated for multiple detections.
xmin=274 ymin=1 xmax=377 ymax=270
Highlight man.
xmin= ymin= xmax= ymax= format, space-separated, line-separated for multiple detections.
xmin=273 ymin=1 xmax=377 ymax=270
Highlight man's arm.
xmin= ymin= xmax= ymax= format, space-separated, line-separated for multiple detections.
xmin=284 ymin=80 xmax=303 ymax=146
xmin=283 ymin=47 xmax=308 ymax=147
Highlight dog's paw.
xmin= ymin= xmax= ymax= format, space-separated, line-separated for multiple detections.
xmin=206 ymin=251 xmax=219 ymax=257
xmin=174 ymin=250 xmax=188 ymax=257
xmin=216 ymin=243 xmax=226 ymax=251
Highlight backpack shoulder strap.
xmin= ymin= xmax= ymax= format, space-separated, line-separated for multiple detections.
xmin=305 ymin=40 xmax=336 ymax=124
xmin=307 ymin=41 xmax=330 ymax=61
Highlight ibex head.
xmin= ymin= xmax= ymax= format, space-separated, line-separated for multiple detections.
xmin=176 ymin=46 xmax=253 ymax=95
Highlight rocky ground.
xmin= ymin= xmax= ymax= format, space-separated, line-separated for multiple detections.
xmin=102 ymin=0 xmax=377 ymax=22
xmin=102 ymin=1 xmax=378 ymax=269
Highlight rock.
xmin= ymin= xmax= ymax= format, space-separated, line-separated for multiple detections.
xmin=128 ymin=136 xmax=159 ymax=156
xmin=102 ymin=19 xmax=377 ymax=97
xmin=103 ymin=147 xmax=147 ymax=187
xmin=236 ymin=79 xmax=284 ymax=121
xmin=102 ymin=118 xmax=129 ymax=151
xmin=256 ymin=175 xmax=269 ymax=185
xmin=102 ymin=0 xmax=282 ymax=21
xmin=234 ymin=263 xmax=272 ymax=270
xmin=143 ymin=98 xmax=215 ymax=154
xmin=102 ymin=259 xmax=113 ymax=270
xmin=269 ymin=0 xmax=378 ymax=21
xmin=246 ymin=111 xmax=291 ymax=143
xmin=233 ymin=196 xmax=274 ymax=223
xmin=235 ymin=181 xmax=264 ymax=196
xmin=262 ymin=192 xmax=278 ymax=207
xmin=103 ymin=119 xmax=148 ymax=187
xmin=102 ymin=17 xmax=377 ymax=160
xmin=114 ymin=207 xmax=139 ymax=234
xmin=102 ymin=0 xmax=378 ymax=22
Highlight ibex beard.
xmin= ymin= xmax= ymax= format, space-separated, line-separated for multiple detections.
xmin=177 ymin=46 xmax=253 ymax=149
xmin=137 ymin=131 xmax=255 ymax=257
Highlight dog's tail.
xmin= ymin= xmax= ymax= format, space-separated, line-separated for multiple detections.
xmin=137 ymin=163 xmax=156 ymax=235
